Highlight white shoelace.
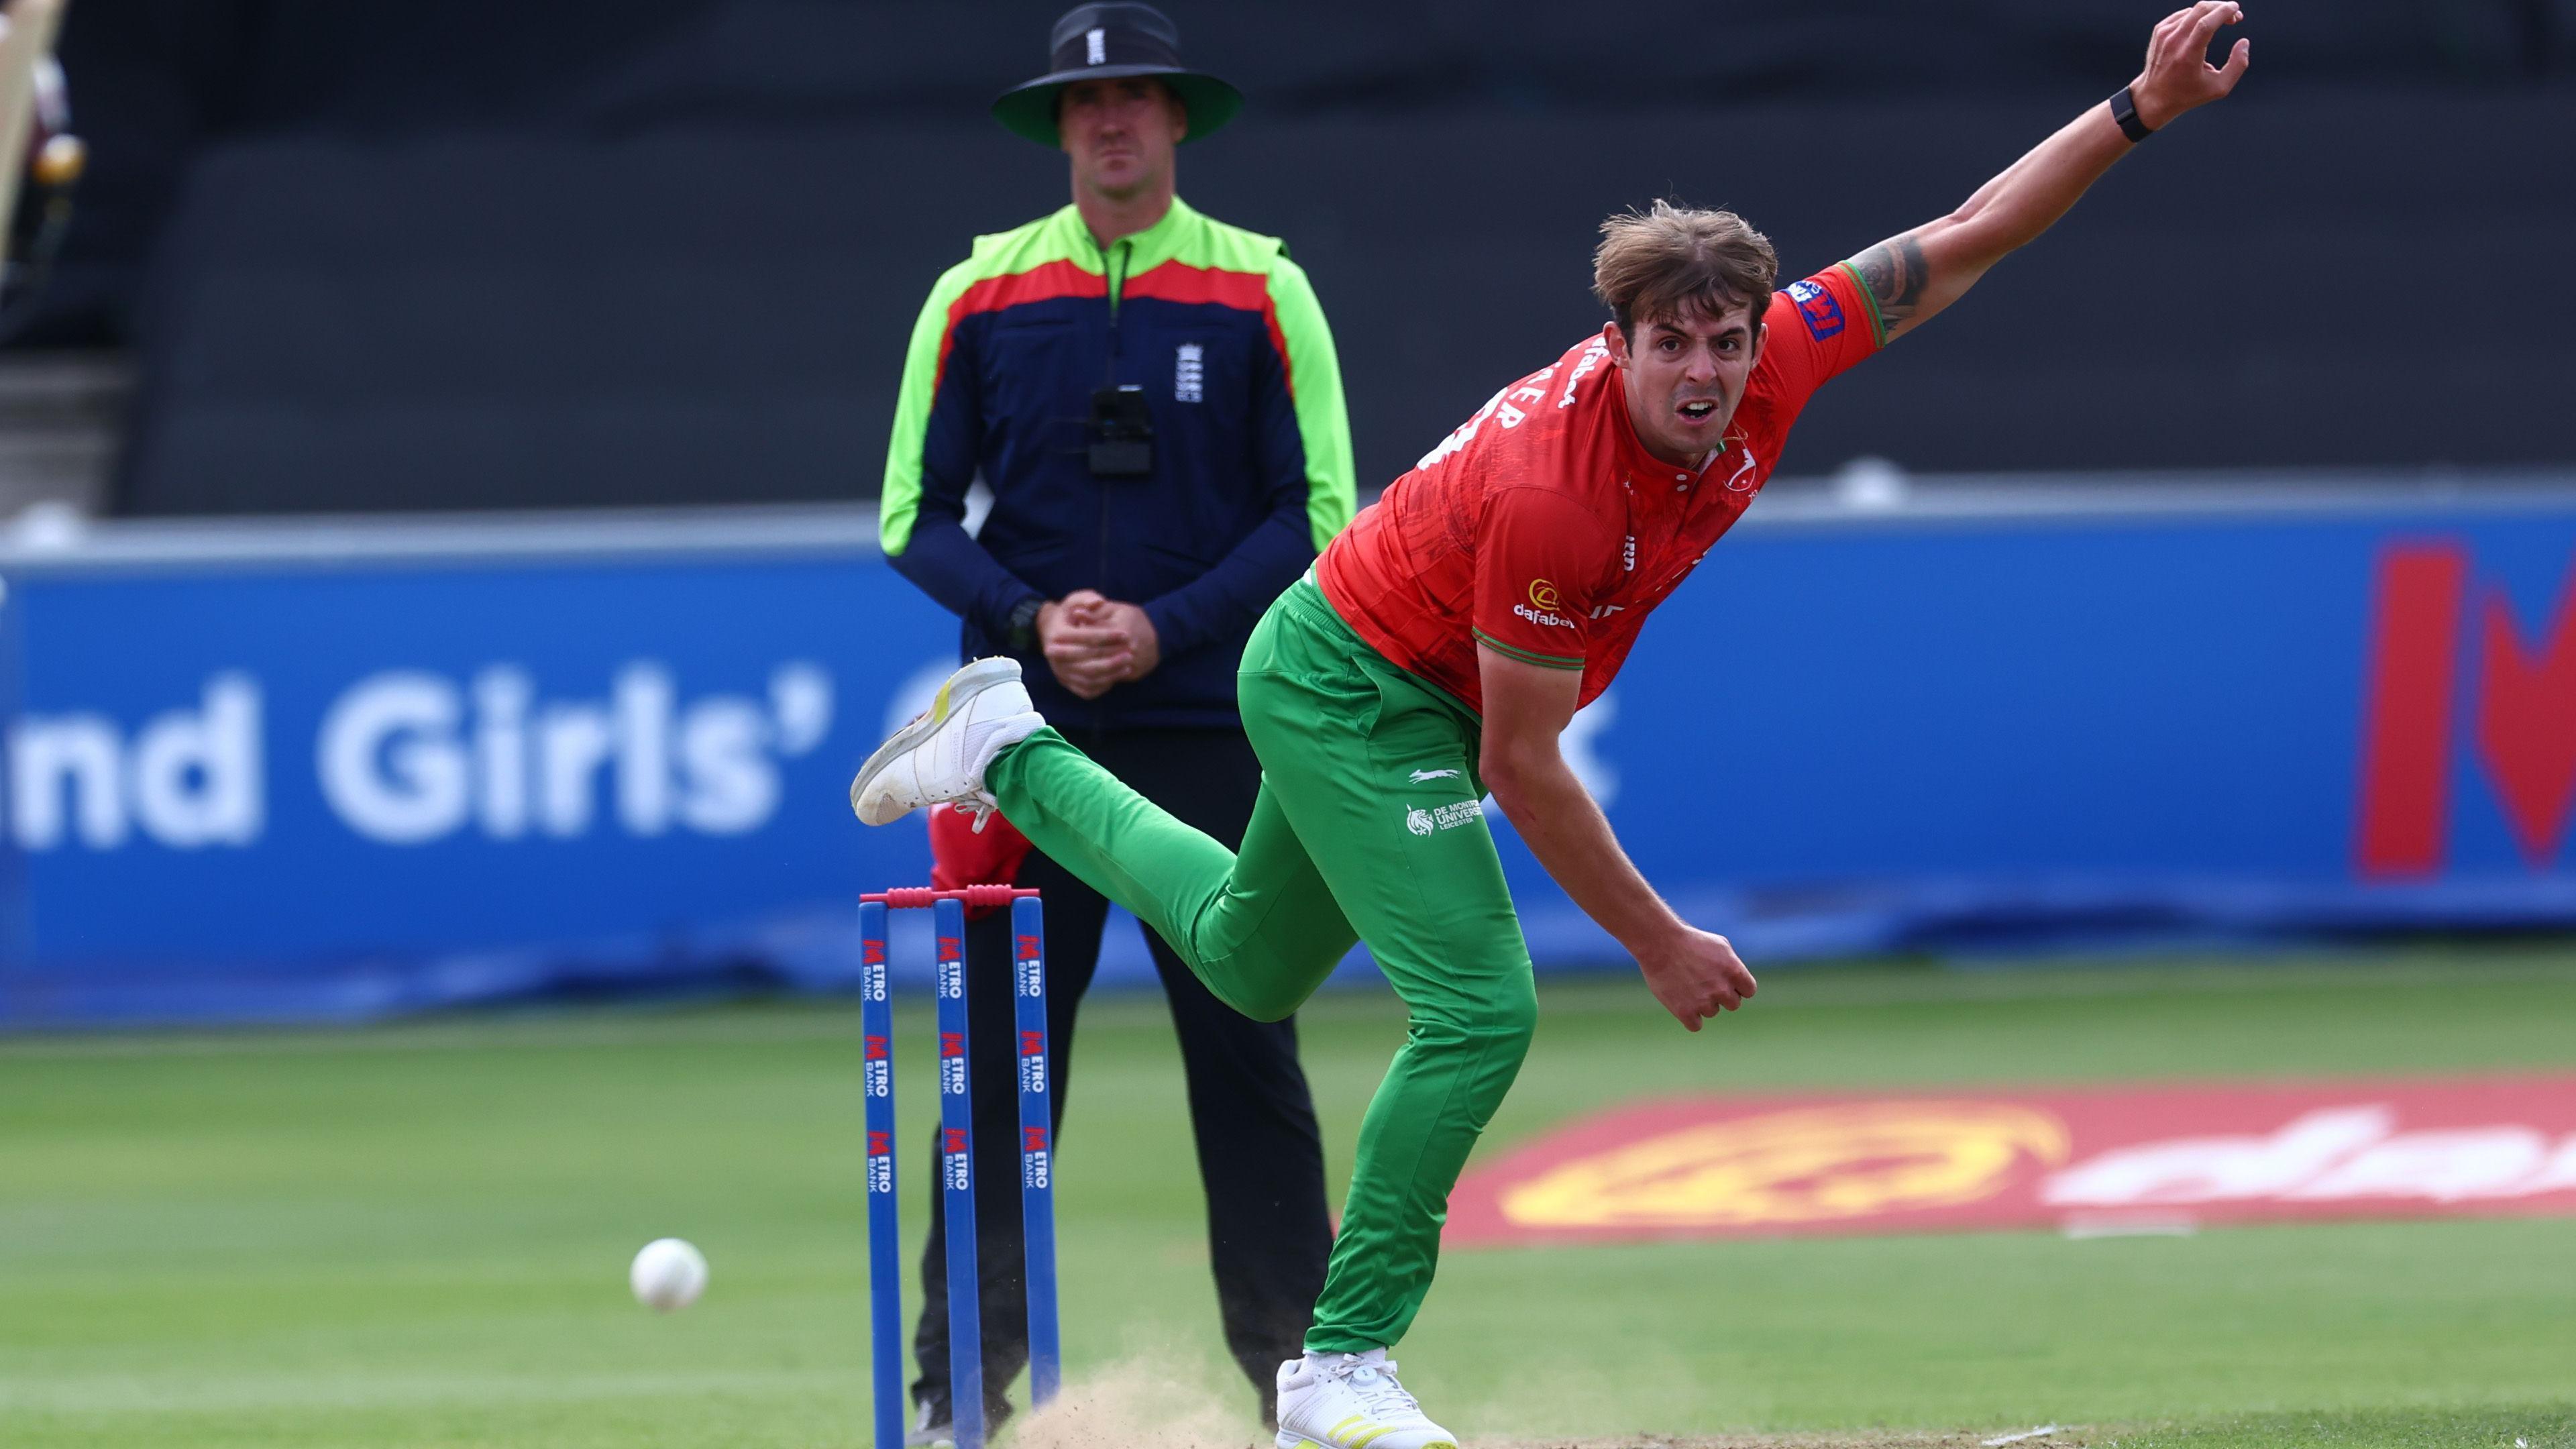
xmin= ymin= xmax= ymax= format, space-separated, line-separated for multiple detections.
xmin=1330 ymin=1356 xmax=1423 ymax=1419
xmin=956 ymin=713 xmax=1032 ymax=831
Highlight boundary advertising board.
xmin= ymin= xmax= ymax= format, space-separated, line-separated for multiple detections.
xmin=5 ymin=481 xmax=2576 ymax=1026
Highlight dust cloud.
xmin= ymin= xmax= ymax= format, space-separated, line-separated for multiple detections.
xmin=1010 ymin=1361 xmax=1263 ymax=1449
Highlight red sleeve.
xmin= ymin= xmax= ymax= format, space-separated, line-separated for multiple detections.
xmin=1471 ymin=486 xmax=1615 ymax=671
xmin=1760 ymin=264 xmax=1884 ymax=409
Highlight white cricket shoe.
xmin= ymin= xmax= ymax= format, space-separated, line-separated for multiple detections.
xmin=1274 ymin=1350 xmax=1457 ymax=1449
xmin=848 ymin=657 xmax=1042 ymax=826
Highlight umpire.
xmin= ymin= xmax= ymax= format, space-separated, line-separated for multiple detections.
xmin=875 ymin=3 xmax=1353 ymax=1438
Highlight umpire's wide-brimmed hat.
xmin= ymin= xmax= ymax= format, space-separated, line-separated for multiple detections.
xmin=992 ymin=3 xmax=1242 ymax=148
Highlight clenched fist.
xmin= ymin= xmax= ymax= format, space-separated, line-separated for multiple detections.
xmin=1635 ymin=926 xmax=1757 ymax=1032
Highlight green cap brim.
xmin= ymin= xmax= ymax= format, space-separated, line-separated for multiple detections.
xmin=991 ymin=69 xmax=1242 ymax=147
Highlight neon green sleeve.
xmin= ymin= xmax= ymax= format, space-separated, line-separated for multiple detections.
xmin=1267 ymin=255 xmax=1357 ymax=550
xmin=879 ymin=262 xmax=980 ymax=557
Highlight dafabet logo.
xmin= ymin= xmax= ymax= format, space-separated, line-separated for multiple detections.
xmin=1499 ymin=1101 xmax=2069 ymax=1230
xmin=1448 ymin=1078 xmax=2576 ymax=1244
xmin=1513 ymin=578 xmax=1574 ymax=631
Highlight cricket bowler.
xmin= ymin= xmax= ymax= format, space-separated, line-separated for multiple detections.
xmin=854 ymin=7 xmax=2251 ymax=1444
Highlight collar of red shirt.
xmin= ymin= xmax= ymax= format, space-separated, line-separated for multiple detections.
xmin=1605 ymin=365 xmax=1743 ymax=504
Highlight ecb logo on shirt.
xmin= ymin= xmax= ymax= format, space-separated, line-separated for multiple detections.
xmin=1787 ymin=278 xmax=1844 ymax=341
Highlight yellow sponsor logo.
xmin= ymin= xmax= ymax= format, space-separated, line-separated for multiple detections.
xmin=1499 ymin=1101 xmax=2070 ymax=1229
xmin=1527 ymin=578 xmax=1562 ymax=611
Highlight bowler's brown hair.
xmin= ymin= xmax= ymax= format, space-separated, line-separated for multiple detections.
xmin=1593 ymin=199 xmax=1779 ymax=339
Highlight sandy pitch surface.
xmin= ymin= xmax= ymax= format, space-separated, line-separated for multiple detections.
xmin=1504 ymin=1423 xmax=2092 ymax=1433
xmin=1010 ymin=1374 xmax=2100 ymax=1449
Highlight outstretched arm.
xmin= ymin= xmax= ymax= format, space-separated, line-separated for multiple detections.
xmin=1479 ymin=647 xmax=1756 ymax=1030
xmin=1846 ymin=1 xmax=2251 ymax=343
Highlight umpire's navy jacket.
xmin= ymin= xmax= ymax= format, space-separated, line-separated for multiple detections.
xmin=879 ymin=198 xmax=1356 ymax=729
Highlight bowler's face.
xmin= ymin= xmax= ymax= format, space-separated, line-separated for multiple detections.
xmin=1607 ymin=303 xmax=1766 ymax=469
xmin=1059 ymin=77 xmax=1186 ymax=200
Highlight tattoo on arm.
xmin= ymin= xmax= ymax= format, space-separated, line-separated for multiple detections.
xmin=1851 ymin=232 xmax=1930 ymax=333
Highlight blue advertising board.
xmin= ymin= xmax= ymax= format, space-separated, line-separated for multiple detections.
xmin=0 ymin=515 xmax=969 ymax=1024
xmin=5 ymin=484 xmax=2575 ymax=1028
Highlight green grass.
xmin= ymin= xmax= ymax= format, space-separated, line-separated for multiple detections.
xmin=3 ymin=948 xmax=2573 ymax=1447
xmin=2102 ymin=1405 xmax=2575 ymax=1448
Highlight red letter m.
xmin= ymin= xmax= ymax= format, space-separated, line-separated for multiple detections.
xmin=2358 ymin=540 xmax=2576 ymax=873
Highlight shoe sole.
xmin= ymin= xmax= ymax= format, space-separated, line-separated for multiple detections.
xmin=847 ymin=657 xmax=1023 ymax=823
xmin=1276 ymin=1436 xmax=1455 ymax=1449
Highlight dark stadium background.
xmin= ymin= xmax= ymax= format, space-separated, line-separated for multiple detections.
xmin=9 ymin=0 xmax=2569 ymax=514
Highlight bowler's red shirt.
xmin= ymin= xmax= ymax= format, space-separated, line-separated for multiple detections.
xmin=1316 ymin=265 xmax=1882 ymax=712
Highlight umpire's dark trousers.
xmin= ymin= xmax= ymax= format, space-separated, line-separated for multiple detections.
xmin=910 ymin=727 xmax=1334 ymax=1426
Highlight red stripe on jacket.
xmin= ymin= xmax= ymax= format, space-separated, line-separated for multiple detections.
xmin=934 ymin=260 xmax=1287 ymax=397
xmin=1127 ymin=264 xmax=1292 ymax=400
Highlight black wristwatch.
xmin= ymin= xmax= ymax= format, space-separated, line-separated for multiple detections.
xmin=1006 ymin=596 xmax=1045 ymax=653
xmin=2110 ymin=86 xmax=2155 ymax=144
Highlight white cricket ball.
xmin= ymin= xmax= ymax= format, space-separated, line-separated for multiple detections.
xmin=629 ymin=1238 xmax=708 ymax=1313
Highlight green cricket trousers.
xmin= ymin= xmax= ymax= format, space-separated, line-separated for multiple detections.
xmin=987 ymin=574 xmax=1537 ymax=1352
